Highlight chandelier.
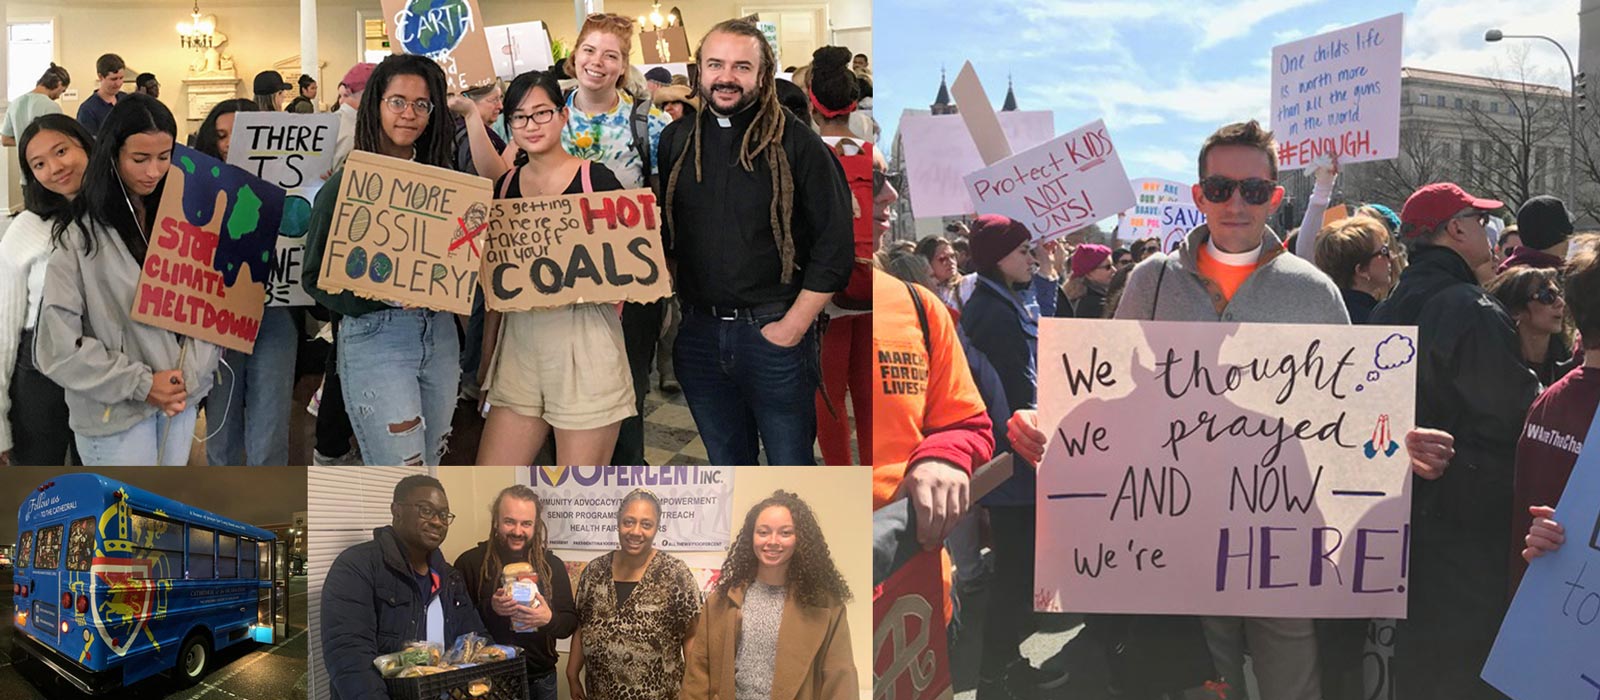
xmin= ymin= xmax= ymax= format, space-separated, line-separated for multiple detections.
xmin=177 ymin=0 xmax=216 ymax=49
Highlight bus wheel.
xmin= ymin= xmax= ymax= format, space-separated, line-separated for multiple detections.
xmin=176 ymin=633 xmax=210 ymax=685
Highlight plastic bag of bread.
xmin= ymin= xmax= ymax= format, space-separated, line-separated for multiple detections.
xmin=446 ymin=633 xmax=489 ymax=666
xmin=395 ymin=665 xmax=449 ymax=678
xmin=470 ymin=644 xmax=518 ymax=663
xmin=398 ymin=641 xmax=443 ymax=667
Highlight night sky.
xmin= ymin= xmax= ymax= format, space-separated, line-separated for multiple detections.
xmin=1 ymin=467 xmax=306 ymax=543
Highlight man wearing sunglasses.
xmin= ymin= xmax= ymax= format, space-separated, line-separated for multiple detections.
xmin=1369 ymin=182 xmax=1542 ymax=700
xmin=321 ymin=474 xmax=487 ymax=699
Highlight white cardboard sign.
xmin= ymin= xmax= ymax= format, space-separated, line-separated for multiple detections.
xmin=963 ymin=119 xmax=1137 ymax=242
xmin=1270 ymin=14 xmax=1403 ymax=170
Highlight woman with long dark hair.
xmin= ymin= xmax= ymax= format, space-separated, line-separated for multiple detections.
xmin=191 ymin=98 xmax=297 ymax=465
xmin=36 ymin=94 xmax=225 ymax=464
xmin=683 ymin=490 xmax=857 ymax=700
xmin=568 ymin=489 xmax=701 ymax=700
xmin=0 ymin=115 xmax=92 ymax=465
xmin=475 ymin=69 xmax=634 ymax=465
xmin=301 ymin=54 xmax=460 ymax=466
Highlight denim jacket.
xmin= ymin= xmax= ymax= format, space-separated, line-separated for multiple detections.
xmin=321 ymin=526 xmax=487 ymax=699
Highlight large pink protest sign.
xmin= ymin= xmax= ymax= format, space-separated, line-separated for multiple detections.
xmin=963 ymin=119 xmax=1136 ymax=243
xmin=1035 ymin=319 xmax=1417 ymax=618
xmin=1271 ymin=14 xmax=1403 ymax=170
xmin=897 ymin=111 xmax=1054 ymax=220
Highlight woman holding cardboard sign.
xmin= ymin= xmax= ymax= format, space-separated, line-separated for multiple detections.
xmin=35 ymin=94 xmax=225 ymax=465
xmin=475 ymin=69 xmax=635 ymax=466
xmin=301 ymin=54 xmax=463 ymax=466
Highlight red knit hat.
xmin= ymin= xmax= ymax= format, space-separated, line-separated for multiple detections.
xmin=969 ymin=215 xmax=1031 ymax=271
xmin=1070 ymin=244 xmax=1112 ymax=278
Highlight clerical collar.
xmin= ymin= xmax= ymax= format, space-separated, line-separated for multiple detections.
xmin=710 ymin=101 xmax=759 ymax=129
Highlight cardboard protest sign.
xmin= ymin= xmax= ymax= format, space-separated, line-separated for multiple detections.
xmin=1035 ymin=320 xmax=1417 ymax=617
xmin=132 ymin=144 xmax=284 ymax=353
xmin=316 ymin=151 xmax=491 ymax=314
xmin=1158 ymin=203 xmax=1207 ymax=253
xmin=481 ymin=188 xmax=671 ymax=311
xmin=485 ymin=21 xmax=554 ymax=79
xmin=381 ymin=0 xmax=496 ymax=91
xmin=1121 ymin=178 xmax=1190 ymax=243
xmin=897 ymin=110 xmax=1054 ymax=220
xmin=964 ymin=119 xmax=1137 ymax=243
xmin=951 ymin=62 xmax=1011 ymax=167
xmin=1482 ymin=414 xmax=1600 ymax=698
xmin=874 ymin=550 xmax=954 ymax=700
xmin=226 ymin=112 xmax=340 ymax=307
xmin=1271 ymin=14 xmax=1403 ymax=170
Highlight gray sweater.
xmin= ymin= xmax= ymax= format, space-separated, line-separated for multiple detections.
xmin=1115 ymin=224 xmax=1350 ymax=325
xmin=34 ymin=219 xmax=222 ymax=437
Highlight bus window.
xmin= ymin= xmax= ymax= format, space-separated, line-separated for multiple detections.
xmin=35 ymin=525 xmax=62 ymax=569
xmin=239 ymin=539 xmax=257 ymax=579
xmin=188 ymin=526 xmax=216 ymax=580
xmin=66 ymin=518 xmax=94 ymax=572
xmin=218 ymin=534 xmax=237 ymax=578
xmin=130 ymin=512 xmax=185 ymax=579
xmin=18 ymin=530 xmax=33 ymax=569
xmin=259 ymin=543 xmax=269 ymax=580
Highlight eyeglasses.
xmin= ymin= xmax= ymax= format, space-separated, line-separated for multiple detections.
xmin=1531 ymin=286 xmax=1563 ymax=305
xmin=1199 ymin=176 xmax=1278 ymax=205
xmin=874 ymin=168 xmax=899 ymax=193
xmin=1453 ymin=211 xmax=1490 ymax=228
xmin=1097 ymin=262 xmax=1115 ymax=271
xmin=404 ymin=502 xmax=456 ymax=525
xmin=382 ymin=96 xmax=435 ymax=115
xmin=508 ymin=108 xmax=560 ymax=128
xmin=1368 ymin=246 xmax=1394 ymax=261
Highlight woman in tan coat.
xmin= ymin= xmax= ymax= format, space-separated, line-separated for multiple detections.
xmin=681 ymin=491 xmax=857 ymax=700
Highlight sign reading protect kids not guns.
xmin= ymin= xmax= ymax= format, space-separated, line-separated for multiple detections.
xmin=132 ymin=144 xmax=284 ymax=353
xmin=317 ymin=151 xmax=491 ymax=314
xmin=963 ymin=119 xmax=1136 ymax=243
xmin=1482 ymin=413 xmax=1600 ymax=699
xmin=381 ymin=0 xmax=497 ymax=91
xmin=482 ymin=188 xmax=671 ymax=311
xmin=1271 ymin=14 xmax=1403 ymax=170
xmin=226 ymin=111 xmax=340 ymax=307
xmin=1035 ymin=320 xmax=1418 ymax=618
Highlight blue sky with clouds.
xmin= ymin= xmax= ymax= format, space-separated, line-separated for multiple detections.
xmin=876 ymin=0 xmax=1580 ymax=184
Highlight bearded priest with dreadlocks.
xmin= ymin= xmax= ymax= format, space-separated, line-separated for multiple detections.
xmin=659 ymin=19 xmax=855 ymax=466
xmin=451 ymin=486 xmax=578 ymax=700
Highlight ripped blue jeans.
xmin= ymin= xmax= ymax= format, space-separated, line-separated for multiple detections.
xmin=336 ymin=308 xmax=459 ymax=465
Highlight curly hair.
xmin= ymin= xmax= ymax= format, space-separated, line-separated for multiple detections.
xmin=716 ymin=490 xmax=851 ymax=609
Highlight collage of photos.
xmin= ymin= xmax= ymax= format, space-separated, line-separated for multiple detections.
xmin=5 ymin=0 xmax=1600 ymax=699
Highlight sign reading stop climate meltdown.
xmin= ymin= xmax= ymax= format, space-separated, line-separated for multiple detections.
xmin=1035 ymin=320 xmax=1418 ymax=618
xmin=132 ymin=144 xmax=283 ymax=353
xmin=482 ymin=188 xmax=671 ymax=310
xmin=963 ymin=119 xmax=1136 ymax=243
xmin=318 ymin=151 xmax=491 ymax=315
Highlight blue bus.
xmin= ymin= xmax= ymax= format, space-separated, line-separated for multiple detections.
xmin=11 ymin=473 xmax=286 ymax=694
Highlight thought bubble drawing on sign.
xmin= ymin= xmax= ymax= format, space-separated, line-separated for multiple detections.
xmin=1357 ymin=333 xmax=1416 ymax=391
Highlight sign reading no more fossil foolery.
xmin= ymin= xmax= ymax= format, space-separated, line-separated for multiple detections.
xmin=317 ymin=150 xmax=491 ymax=315
xmin=963 ymin=119 xmax=1136 ymax=243
xmin=482 ymin=188 xmax=672 ymax=311
xmin=1035 ymin=319 xmax=1418 ymax=618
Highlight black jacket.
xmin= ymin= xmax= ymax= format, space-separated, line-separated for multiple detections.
xmin=321 ymin=526 xmax=487 ymax=700
xmin=1369 ymin=245 xmax=1540 ymax=542
xmin=452 ymin=541 xmax=578 ymax=676
xmin=1073 ymin=284 xmax=1108 ymax=320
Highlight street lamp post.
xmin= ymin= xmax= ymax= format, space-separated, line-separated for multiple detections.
xmin=1486 ymin=29 xmax=1583 ymax=208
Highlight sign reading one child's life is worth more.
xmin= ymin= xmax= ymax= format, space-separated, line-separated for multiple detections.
xmin=132 ymin=144 xmax=285 ymax=354
xmin=481 ymin=188 xmax=673 ymax=311
xmin=1270 ymin=14 xmax=1403 ymax=170
xmin=1482 ymin=414 xmax=1600 ymax=699
xmin=381 ymin=0 xmax=497 ymax=91
xmin=226 ymin=111 xmax=340 ymax=307
xmin=316 ymin=151 xmax=491 ymax=315
xmin=963 ymin=119 xmax=1137 ymax=243
xmin=1035 ymin=320 xmax=1418 ymax=618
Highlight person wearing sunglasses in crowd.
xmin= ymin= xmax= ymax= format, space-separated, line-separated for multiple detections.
xmin=1312 ymin=215 xmax=1395 ymax=324
xmin=1008 ymin=120 xmax=1456 ymax=699
xmin=1064 ymin=243 xmax=1115 ymax=319
xmin=320 ymin=474 xmax=487 ymax=699
xmin=1487 ymin=266 xmax=1576 ymax=388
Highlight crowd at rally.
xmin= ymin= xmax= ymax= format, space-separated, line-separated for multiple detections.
xmin=873 ymin=119 xmax=1585 ymax=698
xmin=0 ymin=15 xmax=879 ymax=467
xmin=321 ymin=478 xmax=857 ymax=699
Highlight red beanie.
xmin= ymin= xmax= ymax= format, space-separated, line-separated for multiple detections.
xmin=969 ymin=215 xmax=1031 ymax=272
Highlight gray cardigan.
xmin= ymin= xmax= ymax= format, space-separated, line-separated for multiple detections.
xmin=1115 ymin=224 xmax=1350 ymax=325
xmin=34 ymin=219 xmax=222 ymax=437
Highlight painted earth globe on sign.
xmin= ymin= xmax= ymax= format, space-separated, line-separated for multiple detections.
xmin=400 ymin=0 xmax=473 ymax=56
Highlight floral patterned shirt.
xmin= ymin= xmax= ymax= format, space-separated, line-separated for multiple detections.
xmin=562 ymin=90 xmax=668 ymax=189
xmin=575 ymin=550 xmax=702 ymax=700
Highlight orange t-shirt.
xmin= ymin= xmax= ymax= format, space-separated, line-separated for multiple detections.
xmin=1196 ymin=243 xmax=1261 ymax=303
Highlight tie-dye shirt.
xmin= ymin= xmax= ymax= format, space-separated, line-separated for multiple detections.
xmin=562 ymin=90 xmax=668 ymax=189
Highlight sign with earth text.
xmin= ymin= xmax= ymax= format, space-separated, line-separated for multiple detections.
xmin=481 ymin=188 xmax=672 ymax=311
xmin=226 ymin=111 xmax=340 ymax=307
xmin=1035 ymin=319 xmax=1418 ymax=618
xmin=382 ymin=0 xmax=497 ymax=91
